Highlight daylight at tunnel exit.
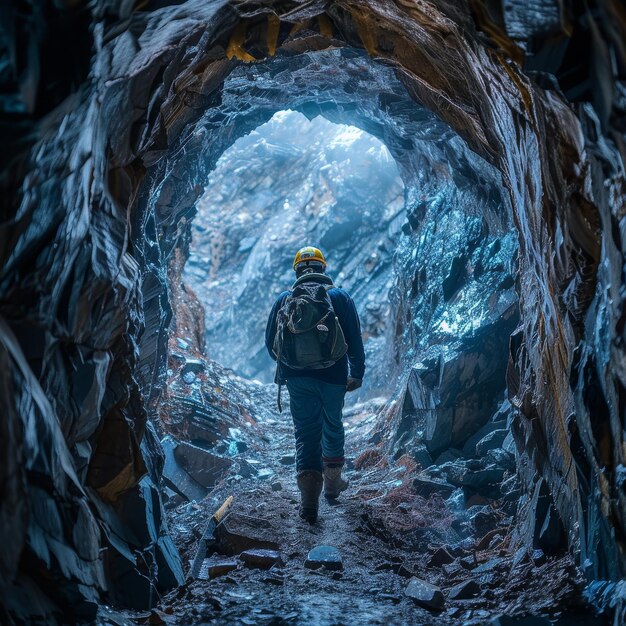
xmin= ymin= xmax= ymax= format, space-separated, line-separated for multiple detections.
xmin=1 ymin=2 xmax=626 ymax=626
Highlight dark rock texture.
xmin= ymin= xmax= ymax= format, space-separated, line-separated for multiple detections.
xmin=0 ymin=0 xmax=625 ymax=622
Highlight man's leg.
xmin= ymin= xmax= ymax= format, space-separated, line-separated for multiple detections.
xmin=286 ymin=377 xmax=324 ymax=472
xmin=320 ymin=382 xmax=347 ymax=463
xmin=319 ymin=382 xmax=349 ymax=498
xmin=286 ymin=377 xmax=324 ymax=522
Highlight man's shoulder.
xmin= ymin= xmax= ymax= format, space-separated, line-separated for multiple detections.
xmin=273 ymin=290 xmax=290 ymax=305
xmin=328 ymin=284 xmax=350 ymax=295
xmin=328 ymin=286 xmax=354 ymax=305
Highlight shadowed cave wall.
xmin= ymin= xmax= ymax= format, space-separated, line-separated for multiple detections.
xmin=0 ymin=0 xmax=625 ymax=622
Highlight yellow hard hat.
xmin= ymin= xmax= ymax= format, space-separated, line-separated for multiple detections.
xmin=293 ymin=246 xmax=326 ymax=269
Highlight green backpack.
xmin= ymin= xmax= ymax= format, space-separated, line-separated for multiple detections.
xmin=273 ymin=279 xmax=348 ymax=372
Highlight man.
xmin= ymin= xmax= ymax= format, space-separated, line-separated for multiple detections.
xmin=265 ymin=246 xmax=365 ymax=523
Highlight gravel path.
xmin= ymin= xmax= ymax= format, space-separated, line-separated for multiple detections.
xmin=156 ymin=392 xmax=598 ymax=626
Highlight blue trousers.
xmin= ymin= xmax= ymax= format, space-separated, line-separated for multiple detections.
xmin=286 ymin=377 xmax=347 ymax=472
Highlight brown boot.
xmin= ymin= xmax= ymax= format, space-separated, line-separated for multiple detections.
xmin=296 ymin=470 xmax=323 ymax=523
xmin=323 ymin=464 xmax=349 ymax=499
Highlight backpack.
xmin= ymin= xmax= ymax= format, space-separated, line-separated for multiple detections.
xmin=273 ymin=279 xmax=348 ymax=372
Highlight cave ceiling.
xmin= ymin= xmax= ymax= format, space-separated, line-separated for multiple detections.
xmin=143 ymin=47 xmax=507 ymax=241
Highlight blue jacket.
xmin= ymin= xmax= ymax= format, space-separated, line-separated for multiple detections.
xmin=265 ymin=274 xmax=366 ymax=385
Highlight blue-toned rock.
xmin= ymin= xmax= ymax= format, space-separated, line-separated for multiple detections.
xmin=305 ymin=546 xmax=343 ymax=571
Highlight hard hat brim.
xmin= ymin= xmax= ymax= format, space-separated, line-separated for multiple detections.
xmin=294 ymin=259 xmax=326 ymax=270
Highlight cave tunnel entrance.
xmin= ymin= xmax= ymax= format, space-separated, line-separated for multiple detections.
xmin=176 ymin=99 xmax=519 ymax=413
xmin=150 ymin=46 xmax=519 ymax=399
xmin=182 ymin=109 xmax=407 ymax=395
xmin=155 ymin=47 xmax=519 ymax=437
xmin=3 ymin=1 xmax=622 ymax=623
xmin=152 ymin=49 xmax=530 ymax=623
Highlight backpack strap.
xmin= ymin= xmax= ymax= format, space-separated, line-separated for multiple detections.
xmin=275 ymin=352 xmax=283 ymax=413
xmin=275 ymin=311 xmax=285 ymax=413
xmin=277 ymin=382 xmax=283 ymax=413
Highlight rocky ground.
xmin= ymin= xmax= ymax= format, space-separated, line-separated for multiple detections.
xmin=97 ymin=361 xmax=605 ymax=626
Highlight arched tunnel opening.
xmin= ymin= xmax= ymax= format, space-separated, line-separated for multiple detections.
xmin=182 ymin=108 xmax=409 ymax=392
xmin=1 ymin=2 xmax=625 ymax=625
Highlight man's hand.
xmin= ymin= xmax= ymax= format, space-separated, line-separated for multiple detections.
xmin=346 ymin=377 xmax=362 ymax=392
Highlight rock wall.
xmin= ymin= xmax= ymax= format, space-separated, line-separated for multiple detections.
xmin=0 ymin=0 xmax=625 ymax=621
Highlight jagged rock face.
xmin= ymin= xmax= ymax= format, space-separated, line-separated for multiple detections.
xmin=376 ymin=182 xmax=519 ymax=462
xmin=1 ymin=0 xmax=625 ymax=622
xmin=390 ymin=185 xmax=518 ymax=369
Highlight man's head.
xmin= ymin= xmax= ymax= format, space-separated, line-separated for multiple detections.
xmin=293 ymin=246 xmax=327 ymax=278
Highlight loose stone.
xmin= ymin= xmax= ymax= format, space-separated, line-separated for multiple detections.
xmin=447 ymin=579 xmax=481 ymax=600
xmin=472 ymin=557 xmax=504 ymax=574
xmin=405 ymin=577 xmax=445 ymax=610
xmin=427 ymin=547 xmax=455 ymax=567
xmin=305 ymin=546 xmax=343 ymax=571
xmin=199 ymin=558 xmax=238 ymax=580
xmin=239 ymin=549 xmax=283 ymax=569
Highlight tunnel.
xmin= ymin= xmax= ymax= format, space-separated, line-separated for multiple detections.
xmin=182 ymin=107 xmax=411 ymax=388
xmin=0 ymin=1 xmax=625 ymax=625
